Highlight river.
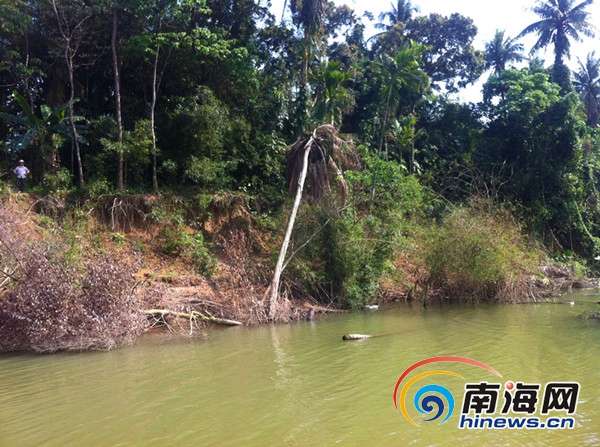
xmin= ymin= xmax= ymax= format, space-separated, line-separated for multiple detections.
xmin=1 ymin=291 xmax=600 ymax=446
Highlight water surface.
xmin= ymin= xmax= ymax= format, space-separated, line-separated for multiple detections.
xmin=1 ymin=292 xmax=600 ymax=446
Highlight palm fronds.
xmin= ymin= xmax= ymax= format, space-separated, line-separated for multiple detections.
xmin=286 ymin=124 xmax=359 ymax=204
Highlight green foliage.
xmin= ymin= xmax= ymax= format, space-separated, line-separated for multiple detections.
xmin=41 ymin=168 xmax=73 ymax=195
xmin=313 ymin=60 xmax=355 ymax=126
xmin=484 ymin=30 xmax=524 ymax=74
xmin=289 ymin=151 xmax=425 ymax=308
xmin=323 ymin=208 xmax=384 ymax=308
xmin=479 ymin=68 xmax=591 ymax=255
xmin=347 ymin=147 xmax=424 ymax=219
xmin=422 ymin=202 xmax=542 ymax=301
xmin=85 ymin=178 xmax=113 ymax=198
xmin=405 ymin=13 xmax=484 ymax=91
xmin=157 ymin=225 xmax=216 ymax=276
xmin=184 ymin=155 xmax=231 ymax=189
xmin=111 ymin=232 xmax=126 ymax=246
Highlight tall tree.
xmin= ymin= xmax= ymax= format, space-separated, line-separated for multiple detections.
xmin=268 ymin=125 xmax=357 ymax=319
xmin=370 ymin=0 xmax=417 ymax=53
xmin=110 ymin=3 xmax=124 ymax=190
xmin=290 ymin=0 xmax=326 ymax=90
xmin=484 ymin=30 xmax=524 ymax=74
xmin=48 ymin=0 xmax=93 ymax=186
xmin=373 ymin=43 xmax=429 ymax=156
xmin=289 ymin=0 xmax=326 ymax=132
xmin=518 ymin=0 xmax=595 ymax=90
xmin=574 ymin=52 xmax=600 ymax=126
xmin=405 ymin=13 xmax=484 ymax=92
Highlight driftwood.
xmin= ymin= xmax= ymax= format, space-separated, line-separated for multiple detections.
xmin=143 ymin=309 xmax=242 ymax=326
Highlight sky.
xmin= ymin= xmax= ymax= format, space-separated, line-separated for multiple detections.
xmin=269 ymin=0 xmax=600 ymax=102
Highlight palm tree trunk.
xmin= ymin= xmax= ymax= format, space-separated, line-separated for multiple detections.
xmin=111 ymin=8 xmax=125 ymax=190
xmin=268 ymin=134 xmax=314 ymax=320
xmin=280 ymin=0 xmax=287 ymax=22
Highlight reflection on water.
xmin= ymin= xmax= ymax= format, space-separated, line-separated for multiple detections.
xmin=1 ymin=291 xmax=600 ymax=446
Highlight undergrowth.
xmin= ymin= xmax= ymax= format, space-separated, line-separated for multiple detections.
xmin=420 ymin=200 xmax=544 ymax=302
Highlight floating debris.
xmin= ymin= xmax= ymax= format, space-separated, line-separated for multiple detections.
xmin=342 ymin=334 xmax=372 ymax=341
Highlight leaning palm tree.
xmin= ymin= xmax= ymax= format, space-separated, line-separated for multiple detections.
xmin=268 ymin=125 xmax=359 ymax=320
xmin=574 ymin=52 xmax=600 ymax=126
xmin=518 ymin=0 xmax=595 ymax=87
xmin=485 ymin=30 xmax=525 ymax=74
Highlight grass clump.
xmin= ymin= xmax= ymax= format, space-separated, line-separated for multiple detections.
xmin=422 ymin=200 xmax=542 ymax=302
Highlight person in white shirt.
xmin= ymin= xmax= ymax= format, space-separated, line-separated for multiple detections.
xmin=13 ymin=160 xmax=30 ymax=192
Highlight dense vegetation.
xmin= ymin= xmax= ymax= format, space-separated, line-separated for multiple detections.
xmin=1 ymin=0 xmax=600 ymax=320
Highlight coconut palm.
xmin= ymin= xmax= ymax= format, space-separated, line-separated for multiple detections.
xmin=485 ymin=30 xmax=525 ymax=74
xmin=370 ymin=0 xmax=418 ymax=51
xmin=518 ymin=0 xmax=595 ymax=84
xmin=574 ymin=52 xmax=600 ymax=126
xmin=373 ymin=43 xmax=429 ymax=155
xmin=377 ymin=0 xmax=418 ymax=30
xmin=289 ymin=0 xmax=327 ymax=89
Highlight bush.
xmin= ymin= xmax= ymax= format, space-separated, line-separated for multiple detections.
xmin=85 ymin=178 xmax=113 ymax=198
xmin=287 ymin=154 xmax=425 ymax=309
xmin=157 ymin=224 xmax=216 ymax=276
xmin=41 ymin=168 xmax=73 ymax=195
xmin=323 ymin=208 xmax=391 ymax=308
xmin=0 ymin=206 xmax=146 ymax=352
xmin=421 ymin=200 xmax=542 ymax=302
xmin=184 ymin=155 xmax=231 ymax=189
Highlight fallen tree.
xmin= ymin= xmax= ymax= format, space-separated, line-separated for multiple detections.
xmin=143 ymin=309 xmax=242 ymax=326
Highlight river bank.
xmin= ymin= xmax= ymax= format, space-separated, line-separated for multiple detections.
xmin=0 ymin=189 xmax=597 ymax=353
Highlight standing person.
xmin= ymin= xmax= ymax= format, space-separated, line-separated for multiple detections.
xmin=13 ymin=160 xmax=30 ymax=192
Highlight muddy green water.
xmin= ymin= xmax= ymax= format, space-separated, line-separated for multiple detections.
xmin=2 ymin=292 xmax=600 ymax=446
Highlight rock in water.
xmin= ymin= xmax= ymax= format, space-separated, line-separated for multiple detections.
xmin=364 ymin=305 xmax=379 ymax=311
xmin=342 ymin=334 xmax=372 ymax=341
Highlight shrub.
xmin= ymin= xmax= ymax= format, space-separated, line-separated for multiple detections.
xmin=157 ymin=224 xmax=216 ymax=276
xmin=86 ymin=178 xmax=113 ymax=198
xmin=287 ymin=154 xmax=425 ymax=309
xmin=421 ymin=200 xmax=542 ymax=302
xmin=288 ymin=204 xmax=401 ymax=309
xmin=41 ymin=168 xmax=73 ymax=195
xmin=323 ymin=208 xmax=389 ymax=308
xmin=0 ymin=206 xmax=146 ymax=352
xmin=184 ymin=155 xmax=231 ymax=189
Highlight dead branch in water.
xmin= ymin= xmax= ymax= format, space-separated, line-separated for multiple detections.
xmin=142 ymin=309 xmax=242 ymax=327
